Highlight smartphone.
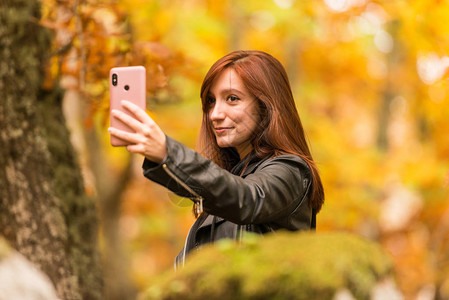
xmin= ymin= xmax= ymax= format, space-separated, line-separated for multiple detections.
xmin=109 ymin=66 xmax=146 ymax=147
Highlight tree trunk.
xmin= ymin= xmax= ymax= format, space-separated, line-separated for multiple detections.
xmin=0 ymin=1 xmax=102 ymax=299
xmin=376 ymin=20 xmax=401 ymax=151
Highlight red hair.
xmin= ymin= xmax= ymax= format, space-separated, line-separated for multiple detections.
xmin=199 ymin=50 xmax=324 ymax=213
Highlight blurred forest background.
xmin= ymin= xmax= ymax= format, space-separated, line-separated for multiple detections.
xmin=2 ymin=0 xmax=449 ymax=299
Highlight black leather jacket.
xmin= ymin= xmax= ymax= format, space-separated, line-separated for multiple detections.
xmin=142 ymin=136 xmax=315 ymax=268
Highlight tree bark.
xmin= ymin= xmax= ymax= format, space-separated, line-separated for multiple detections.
xmin=0 ymin=1 xmax=102 ymax=299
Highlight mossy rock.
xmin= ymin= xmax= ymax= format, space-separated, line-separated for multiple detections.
xmin=140 ymin=231 xmax=393 ymax=300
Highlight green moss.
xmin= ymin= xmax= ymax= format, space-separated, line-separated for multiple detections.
xmin=140 ymin=232 xmax=393 ymax=300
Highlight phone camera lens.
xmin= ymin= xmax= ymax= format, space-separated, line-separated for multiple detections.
xmin=124 ymin=85 xmax=130 ymax=91
xmin=112 ymin=74 xmax=118 ymax=86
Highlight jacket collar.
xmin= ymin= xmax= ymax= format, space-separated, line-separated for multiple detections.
xmin=231 ymin=151 xmax=270 ymax=177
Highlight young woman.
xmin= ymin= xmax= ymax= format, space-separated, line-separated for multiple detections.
xmin=108 ymin=50 xmax=324 ymax=268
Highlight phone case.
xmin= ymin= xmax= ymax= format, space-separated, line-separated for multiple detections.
xmin=109 ymin=66 xmax=146 ymax=147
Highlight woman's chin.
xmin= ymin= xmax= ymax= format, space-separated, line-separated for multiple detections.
xmin=216 ymin=139 xmax=233 ymax=149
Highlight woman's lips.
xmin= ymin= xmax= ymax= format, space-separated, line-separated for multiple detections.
xmin=214 ymin=127 xmax=233 ymax=134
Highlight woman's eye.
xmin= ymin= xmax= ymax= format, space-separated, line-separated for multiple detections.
xmin=227 ymin=95 xmax=239 ymax=102
xmin=207 ymin=97 xmax=216 ymax=104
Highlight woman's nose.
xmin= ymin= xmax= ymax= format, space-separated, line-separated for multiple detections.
xmin=209 ymin=101 xmax=226 ymax=121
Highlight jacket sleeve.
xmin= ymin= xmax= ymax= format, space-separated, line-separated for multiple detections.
xmin=143 ymin=135 xmax=312 ymax=229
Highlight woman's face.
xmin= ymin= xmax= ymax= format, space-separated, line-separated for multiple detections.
xmin=207 ymin=68 xmax=261 ymax=158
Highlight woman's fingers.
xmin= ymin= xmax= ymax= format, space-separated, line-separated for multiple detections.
xmin=111 ymin=107 xmax=155 ymax=138
xmin=121 ymin=100 xmax=154 ymax=126
xmin=111 ymin=109 xmax=143 ymax=132
xmin=126 ymin=143 xmax=145 ymax=154
xmin=108 ymin=126 xmax=142 ymax=144
xmin=109 ymin=100 xmax=167 ymax=162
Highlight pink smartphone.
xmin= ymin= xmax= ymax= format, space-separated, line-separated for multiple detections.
xmin=109 ymin=66 xmax=146 ymax=147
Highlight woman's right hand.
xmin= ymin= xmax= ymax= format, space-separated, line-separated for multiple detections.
xmin=108 ymin=100 xmax=167 ymax=163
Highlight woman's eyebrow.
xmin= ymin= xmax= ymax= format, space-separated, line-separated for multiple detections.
xmin=218 ymin=88 xmax=244 ymax=95
xmin=208 ymin=88 xmax=244 ymax=98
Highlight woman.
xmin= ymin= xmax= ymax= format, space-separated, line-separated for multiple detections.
xmin=108 ymin=50 xmax=324 ymax=268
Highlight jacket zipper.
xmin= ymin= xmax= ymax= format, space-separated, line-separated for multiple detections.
xmin=162 ymin=163 xmax=203 ymax=217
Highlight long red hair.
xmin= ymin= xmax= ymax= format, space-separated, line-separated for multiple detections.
xmin=198 ymin=50 xmax=324 ymax=213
